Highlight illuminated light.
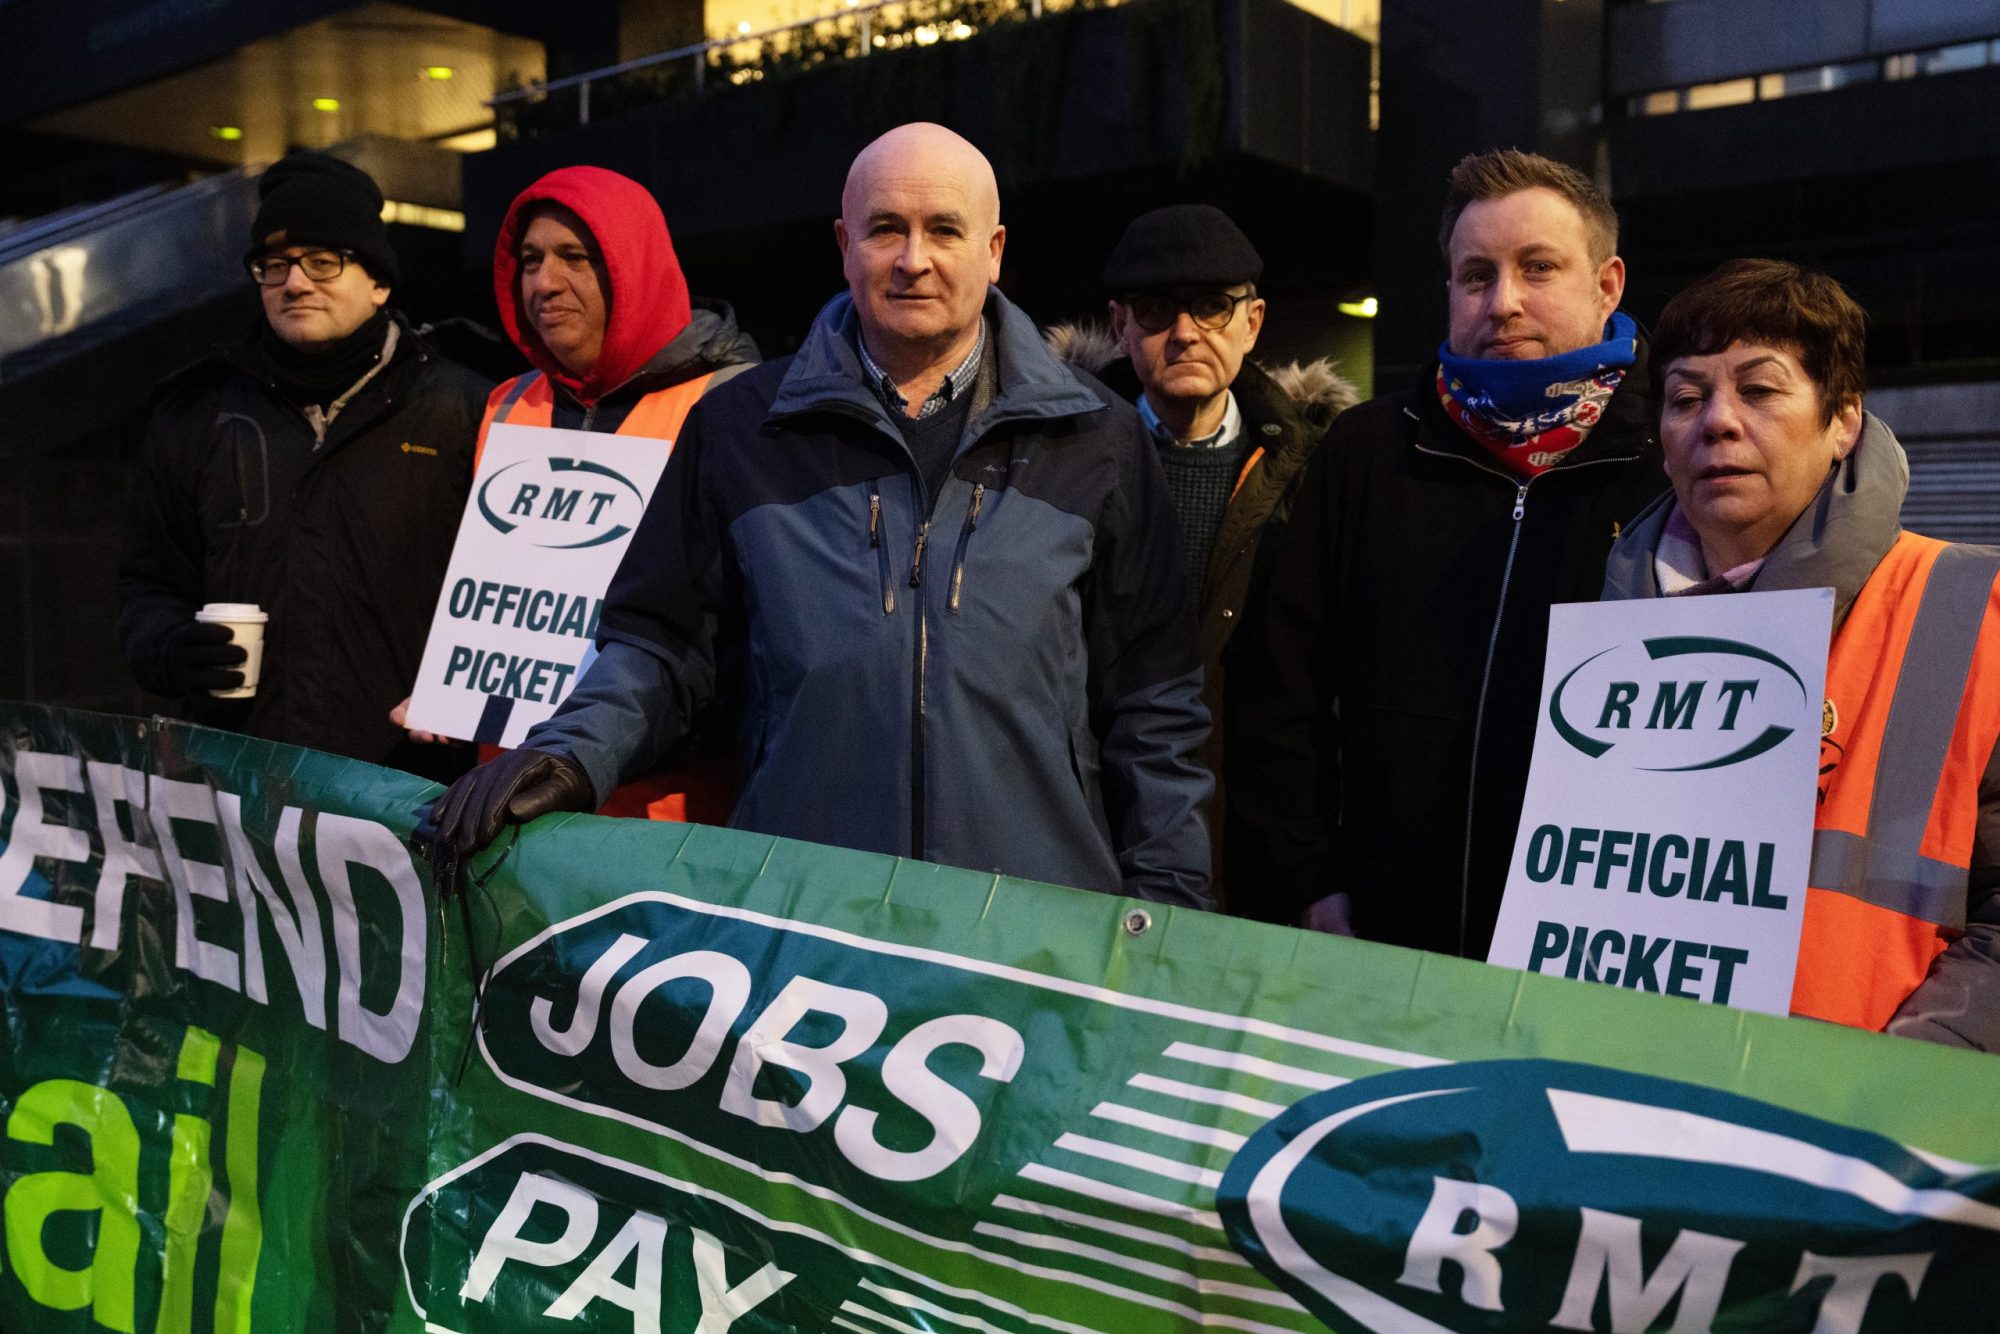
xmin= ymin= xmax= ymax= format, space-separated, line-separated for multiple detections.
xmin=437 ymin=127 xmax=498 ymax=152
xmin=914 ymin=23 xmax=939 ymax=43
xmin=1684 ymin=76 xmax=1754 ymax=110
xmin=1337 ymin=297 xmax=1379 ymax=319
xmin=423 ymin=65 xmax=456 ymax=80
xmin=873 ymin=33 xmax=886 ymax=45
xmin=737 ymin=20 xmax=751 ymax=32
xmin=312 ymin=97 xmax=341 ymax=112
xmin=210 ymin=125 xmax=244 ymax=141
xmin=379 ymin=200 xmax=467 ymax=232
xmin=949 ymin=20 xmax=973 ymax=37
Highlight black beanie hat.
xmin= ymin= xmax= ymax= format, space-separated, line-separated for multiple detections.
xmin=247 ymin=152 xmax=399 ymax=287
xmin=1103 ymin=203 xmax=1262 ymax=293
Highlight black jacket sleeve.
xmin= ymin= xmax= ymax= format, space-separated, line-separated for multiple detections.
xmin=116 ymin=382 xmax=216 ymax=698
xmin=1225 ymin=430 xmax=1344 ymax=924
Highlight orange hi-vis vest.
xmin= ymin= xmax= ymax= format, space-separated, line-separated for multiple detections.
xmin=474 ymin=368 xmax=711 ymax=467
xmin=473 ymin=369 xmax=733 ymax=825
xmin=1792 ymin=533 xmax=2000 ymax=1030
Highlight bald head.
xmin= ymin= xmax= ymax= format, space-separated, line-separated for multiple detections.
xmin=842 ymin=122 xmax=1000 ymax=232
xmin=836 ymin=122 xmax=1006 ymax=376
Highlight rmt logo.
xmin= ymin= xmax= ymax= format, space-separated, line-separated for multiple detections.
xmin=507 ymin=480 xmax=621 ymax=527
xmin=1219 ymin=1060 xmax=2000 ymax=1334
xmin=476 ymin=457 xmax=644 ymax=550
xmin=1592 ymin=676 xmax=1763 ymax=733
xmin=1548 ymin=635 xmax=1811 ymax=772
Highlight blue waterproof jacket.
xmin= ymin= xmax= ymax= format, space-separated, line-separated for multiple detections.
xmin=526 ymin=289 xmax=1213 ymax=906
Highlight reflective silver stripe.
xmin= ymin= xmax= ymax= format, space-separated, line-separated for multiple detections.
xmin=491 ymin=370 xmax=541 ymax=424
xmin=1813 ymin=543 xmax=2000 ymax=926
xmin=1809 ymin=828 xmax=1968 ymax=928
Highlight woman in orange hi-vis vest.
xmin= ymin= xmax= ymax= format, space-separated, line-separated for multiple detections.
xmin=1601 ymin=258 xmax=2000 ymax=1050
xmin=396 ymin=166 xmax=758 ymax=825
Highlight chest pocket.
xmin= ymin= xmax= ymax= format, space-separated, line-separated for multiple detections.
xmin=211 ymin=411 xmax=273 ymax=530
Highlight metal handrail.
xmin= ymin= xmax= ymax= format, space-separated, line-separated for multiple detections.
xmin=0 ymin=167 xmax=263 ymax=369
xmin=486 ymin=0 xmax=1047 ymax=123
xmin=0 ymin=170 xmax=259 ymax=271
xmin=0 ymin=181 xmax=180 ymax=265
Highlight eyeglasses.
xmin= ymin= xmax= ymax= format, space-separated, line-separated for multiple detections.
xmin=1121 ymin=290 xmax=1254 ymax=334
xmin=248 ymin=249 xmax=353 ymax=286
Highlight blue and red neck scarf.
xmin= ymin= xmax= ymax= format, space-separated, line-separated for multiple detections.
xmin=1437 ymin=311 xmax=1638 ymax=477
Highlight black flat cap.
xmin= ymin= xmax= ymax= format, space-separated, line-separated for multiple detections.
xmin=1103 ymin=203 xmax=1262 ymax=293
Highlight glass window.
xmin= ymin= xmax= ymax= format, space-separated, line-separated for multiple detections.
xmin=1922 ymin=41 xmax=1990 ymax=76
xmin=1284 ymin=0 xmax=1378 ymax=42
xmin=1684 ymin=76 xmax=1755 ymax=110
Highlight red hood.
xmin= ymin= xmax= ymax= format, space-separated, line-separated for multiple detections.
xmin=492 ymin=166 xmax=692 ymax=405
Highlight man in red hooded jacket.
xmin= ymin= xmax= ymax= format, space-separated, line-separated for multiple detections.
xmin=478 ymin=166 xmax=759 ymax=445
xmin=399 ymin=165 xmax=758 ymax=821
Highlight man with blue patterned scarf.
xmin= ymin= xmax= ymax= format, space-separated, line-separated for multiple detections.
xmin=1228 ymin=148 xmax=1667 ymax=957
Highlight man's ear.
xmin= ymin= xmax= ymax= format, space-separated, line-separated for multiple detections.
xmin=987 ymin=223 xmax=1006 ymax=282
xmin=1243 ymin=297 xmax=1267 ymax=350
xmin=371 ymin=282 xmax=390 ymax=310
xmin=1107 ymin=299 xmax=1128 ymax=341
xmin=1598 ymin=254 xmax=1627 ymax=317
xmin=833 ymin=217 xmax=850 ymax=258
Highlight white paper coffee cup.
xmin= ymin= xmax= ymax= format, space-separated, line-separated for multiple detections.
xmin=195 ymin=603 xmax=269 ymax=699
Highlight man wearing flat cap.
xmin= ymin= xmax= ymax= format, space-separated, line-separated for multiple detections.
xmin=118 ymin=150 xmax=491 ymax=779
xmin=1048 ymin=203 xmax=1356 ymax=906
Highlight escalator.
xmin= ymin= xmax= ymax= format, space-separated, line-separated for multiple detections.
xmin=0 ymin=169 xmax=263 ymax=455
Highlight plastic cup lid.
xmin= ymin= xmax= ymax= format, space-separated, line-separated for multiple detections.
xmin=196 ymin=602 xmax=269 ymax=623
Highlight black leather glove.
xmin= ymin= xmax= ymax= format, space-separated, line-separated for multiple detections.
xmin=424 ymin=748 xmax=595 ymax=864
xmin=163 ymin=620 xmax=248 ymax=695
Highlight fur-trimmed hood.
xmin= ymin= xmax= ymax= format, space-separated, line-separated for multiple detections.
xmin=1045 ymin=320 xmax=1360 ymax=431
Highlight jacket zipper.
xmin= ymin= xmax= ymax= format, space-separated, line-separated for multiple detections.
xmin=820 ymin=397 xmax=945 ymax=873
xmin=867 ymin=483 xmax=895 ymax=613
xmin=293 ymin=326 xmax=403 ymax=451
xmin=1408 ymin=409 xmax=1640 ymax=956
xmin=947 ymin=483 xmax=985 ymax=612
xmin=908 ymin=490 xmax=932 ymax=861
xmin=1457 ymin=479 xmax=1529 ymax=956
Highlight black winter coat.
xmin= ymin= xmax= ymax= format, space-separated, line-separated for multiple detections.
xmin=117 ymin=317 xmax=491 ymax=780
xmin=1072 ymin=350 xmax=1356 ymax=905
xmin=1226 ymin=348 xmax=1667 ymax=957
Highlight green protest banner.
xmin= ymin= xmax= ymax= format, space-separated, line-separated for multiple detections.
xmin=4 ymin=702 xmax=2000 ymax=1332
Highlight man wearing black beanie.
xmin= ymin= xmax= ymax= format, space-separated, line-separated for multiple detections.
xmin=117 ymin=151 xmax=491 ymax=780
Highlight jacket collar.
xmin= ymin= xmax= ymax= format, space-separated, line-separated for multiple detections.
xmin=1408 ymin=335 xmax=1657 ymax=471
xmin=220 ymin=308 xmax=427 ymax=401
xmin=769 ymin=288 xmax=1106 ymax=436
xmin=545 ymin=297 xmax=755 ymax=414
xmin=1230 ymin=360 xmax=1321 ymax=469
xmin=1602 ymin=411 xmax=1908 ymax=631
